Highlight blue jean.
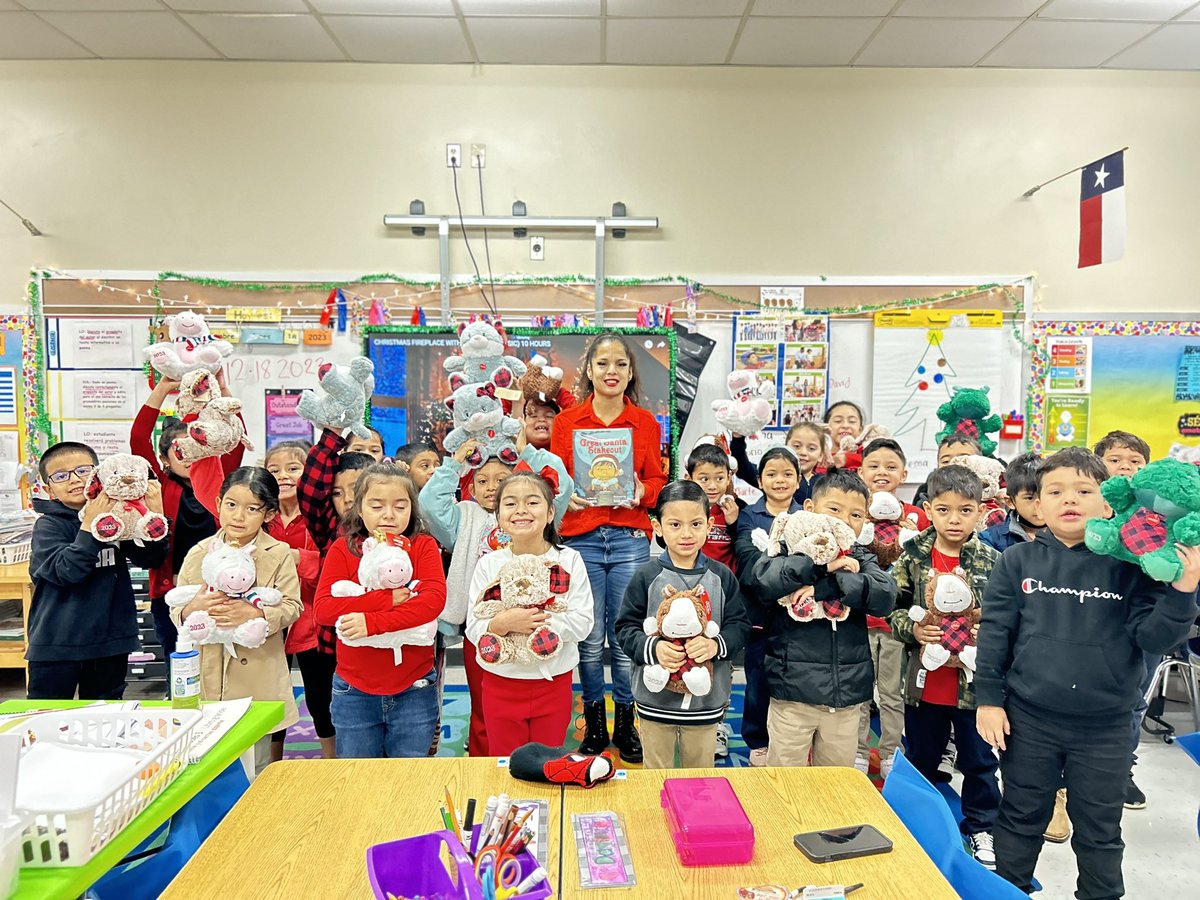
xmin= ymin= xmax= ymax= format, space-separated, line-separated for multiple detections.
xmin=741 ymin=629 xmax=770 ymax=750
xmin=331 ymin=671 xmax=439 ymax=758
xmin=568 ymin=526 xmax=649 ymax=705
xmin=1130 ymin=650 xmax=1161 ymax=764
xmin=904 ymin=702 xmax=1000 ymax=836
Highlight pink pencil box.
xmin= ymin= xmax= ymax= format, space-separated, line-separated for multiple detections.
xmin=661 ymin=776 xmax=755 ymax=866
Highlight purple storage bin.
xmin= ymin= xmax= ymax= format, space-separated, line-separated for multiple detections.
xmin=366 ymin=827 xmax=552 ymax=900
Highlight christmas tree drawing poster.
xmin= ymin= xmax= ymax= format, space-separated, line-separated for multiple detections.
xmin=871 ymin=310 xmax=1005 ymax=478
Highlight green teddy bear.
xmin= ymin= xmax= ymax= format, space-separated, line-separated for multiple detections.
xmin=935 ymin=386 xmax=1002 ymax=457
xmin=1084 ymin=458 xmax=1200 ymax=583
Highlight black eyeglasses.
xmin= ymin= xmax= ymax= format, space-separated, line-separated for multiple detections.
xmin=47 ymin=465 xmax=95 ymax=484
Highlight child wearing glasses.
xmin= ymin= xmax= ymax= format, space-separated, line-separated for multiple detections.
xmin=27 ymin=441 xmax=169 ymax=700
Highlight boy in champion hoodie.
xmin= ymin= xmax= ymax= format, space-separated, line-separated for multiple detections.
xmin=975 ymin=447 xmax=1200 ymax=900
xmin=27 ymin=442 xmax=169 ymax=700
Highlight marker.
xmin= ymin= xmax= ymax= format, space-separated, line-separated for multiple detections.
xmin=476 ymin=796 xmax=497 ymax=854
xmin=463 ymin=798 xmax=477 ymax=852
xmin=487 ymin=795 xmax=512 ymax=846
xmin=512 ymin=866 xmax=548 ymax=896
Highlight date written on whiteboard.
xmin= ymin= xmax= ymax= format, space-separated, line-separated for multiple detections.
xmin=225 ymin=356 xmax=328 ymax=385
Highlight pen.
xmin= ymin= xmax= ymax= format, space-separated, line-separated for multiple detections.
xmin=845 ymin=885 xmax=864 ymax=896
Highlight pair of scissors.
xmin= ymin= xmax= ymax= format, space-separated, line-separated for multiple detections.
xmin=474 ymin=846 xmax=522 ymax=890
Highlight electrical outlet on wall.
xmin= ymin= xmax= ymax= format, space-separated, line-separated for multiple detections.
xmin=446 ymin=143 xmax=461 ymax=167
xmin=530 ymin=236 xmax=545 ymax=261
xmin=470 ymin=144 xmax=486 ymax=168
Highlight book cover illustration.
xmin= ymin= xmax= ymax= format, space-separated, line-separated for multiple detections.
xmin=574 ymin=428 xmax=635 ymax=507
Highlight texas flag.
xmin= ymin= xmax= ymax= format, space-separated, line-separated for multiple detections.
xmin=1079 ymin=150 xmax=1125 ymax=268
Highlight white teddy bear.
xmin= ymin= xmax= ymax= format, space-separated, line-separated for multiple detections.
xmin=171 ymin=396 xmax=253 ymax=463
xmin=331 ymin=536 xmax=434 ymax=664
xmin=166 ymin=540 xmax=282 ymax=656
xmin=444 ymin=319 xmax=527 ymax=393
xmin=759 ymin=510 xmax=859 ymax=623
xmin=712 ymin=370 xmax=774 ymax=436
xmin=82 ymin=454 xmax=170 ymax=545
xmin=143 ymin=312 xmax=234 ymax=380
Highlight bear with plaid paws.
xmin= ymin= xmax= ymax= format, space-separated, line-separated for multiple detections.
xmin=907 ymin=567 xmax=980 ymax=678
xmin=443 ymin=381 xmax=521 ymax=469
xmin=858 ymin=491 xmax=921 ymax=569
xmin=444 ymin=319 xmax=527 ymax=393
xmin=82 ymin=454 xmax=170 ymax=546
xmin=641 ymin=583 xmax=720 ymax=697
xmin=1085 ymin=457 xmax=1200 ymax=582
xmin=473 ymin=554 xmax=571 ymax=670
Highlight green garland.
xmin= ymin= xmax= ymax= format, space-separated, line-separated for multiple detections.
xmin=25 ymin=272 xmax=54 ymax=460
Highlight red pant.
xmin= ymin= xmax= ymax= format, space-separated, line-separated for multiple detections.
xmin=463 ymin=636 xmax=489 ymax=757
xmin=480 ymin=669 xmax=573 ymax=758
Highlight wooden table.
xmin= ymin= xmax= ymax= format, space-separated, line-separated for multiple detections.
xmin=561 ymin=767 xmax=959 ymax=899
xmin=3 ymin=699 xmax=283 ymax=900
xmin=161 ymin=758 xmax=563 ymax=900
xmin=0 ymin=562 xmax=32 ymax=683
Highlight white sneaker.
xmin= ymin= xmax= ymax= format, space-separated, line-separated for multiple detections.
xmin=715 ymin=723 xmax=731 ymax=758
xmin=969 ymin=832 xmax=996 ymax=870
xmin=749 ymin=747 xmax=770 ymax=767
xmin=853 ymin=755 xmax=870 ymax=774
xmin=880 ymin=755 xmax=895 ymax=780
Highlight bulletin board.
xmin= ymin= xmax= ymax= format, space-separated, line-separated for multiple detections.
xmin=0 ymin=316 xmax=36 ymax=511
xmin=1029 ymin=319 xmax=1200 ymax=460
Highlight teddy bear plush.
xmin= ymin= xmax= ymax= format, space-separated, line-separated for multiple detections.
xmin=172 ymin=396 xmax=252 ymax=463
xmin=296 ymin=357 xmax=376 ymax=439
xmin=165 ymin=539 xmax=282 ymax=655
xmin=907 ymin=567 xmax=980 ymax=678
xmin=712 ymin=370 xmax=774 ymax=436
xmin=143 ymin=312 xmax=234 ymax=380
xmin=760 ymin=510 xmax=858 ymax=623
xmin=641 ymin=583 xmax=720 ymax=698
xmin=443 ymin=382 xmax=521 ymax=469
xmin=174 ymin=369 xmax=217 ymax=420
xmin=473 ymin=554 xmax=572 ymax=670
xmin=82 ymin=454 xmax=170 ymax=545
xmin=518 ymin=353 xmax=571 ymax=409
xmin=946 ymin=454 xmax=1008 ymax=530
xmin=857 ymin=491 xmax=921 ymax=569
xmin=1084 ymin=457 xmax=1200 ymax=582
xmin=838 ymin=423 xmax=892 ymax=458
xmin=330 ymin=535 xmax=434 ymax=664
xmin=935 ymin=386 xmax=1002 ymax=457
xmin=444 ymin=319 xmax=527 ymax=393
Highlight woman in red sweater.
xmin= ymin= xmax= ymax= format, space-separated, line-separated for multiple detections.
xmin=550 ymin=333 xmax=667 ymax=763
xmin=314 ymin=463 xmax=446 ymax=758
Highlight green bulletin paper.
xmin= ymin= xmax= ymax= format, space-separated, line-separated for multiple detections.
xmin=1045 ymin=395 xmax=1091 ymax=449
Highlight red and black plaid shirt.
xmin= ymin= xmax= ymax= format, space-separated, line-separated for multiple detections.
xmin=299 ymin=427 xmax=347 ymax=654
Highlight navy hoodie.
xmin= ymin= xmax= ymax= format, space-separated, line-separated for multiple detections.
xmin=27 ymin=498 xmax=169 ymax=662
xmin=975 ymin=529 xmax=1198 ymax=719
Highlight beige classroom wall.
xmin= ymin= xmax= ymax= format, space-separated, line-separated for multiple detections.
xmin=0 ymin=61 xmax=1197 ymax=314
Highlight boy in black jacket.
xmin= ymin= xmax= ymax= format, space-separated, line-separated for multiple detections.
xmin=976 ymin=447 xmax=1200 ymax=900
xmin=27 ymin=442 xmax=169 ymax=700
xmin=745 ymin=469 xmax=897 ymax=768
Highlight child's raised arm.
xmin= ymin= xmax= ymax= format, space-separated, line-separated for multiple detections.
xmin=418 ymin=450 xmax=468 ymax=550
xmin=130 ymin=378 xmax=177 ymax=480
xmin=1127 ymin=545 xmax=1200 ymax=655
xmin=298 ymin=427 xmax=346 ymax=551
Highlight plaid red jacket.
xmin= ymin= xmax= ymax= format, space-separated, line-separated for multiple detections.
xmin=298 ymin=427 xmax=347 ymax=654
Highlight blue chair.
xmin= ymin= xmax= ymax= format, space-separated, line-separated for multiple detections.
xmin=882 ymin=752 xmax=1026 ymax=900
xmin=1176 ymin=731 xmax=1200 ymax=837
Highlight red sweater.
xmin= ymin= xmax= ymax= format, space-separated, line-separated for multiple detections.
xmin=268 ymin=515 xmax=322 ymax=655
xmin=551 ymin=396 xmax=667 ymax=539
xmin=314 ymin=535 xmax=446 ymax=696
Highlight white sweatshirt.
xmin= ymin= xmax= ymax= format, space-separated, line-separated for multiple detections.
xmin=465 ymin=546 xmax=594 ymax=681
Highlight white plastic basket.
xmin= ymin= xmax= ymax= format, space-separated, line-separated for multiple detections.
xmin=0 ymin=540 xmax=30 ymax=566
xmin=15 ymin=708 xmax=201 ymax=868
xmin=0 ymin=811 xmax=33 ymax=897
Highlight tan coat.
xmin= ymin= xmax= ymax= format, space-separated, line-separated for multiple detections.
xmin=171 ymin=529 xmax=302 ymax=729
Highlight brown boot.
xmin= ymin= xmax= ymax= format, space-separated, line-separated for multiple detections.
xmin=1043 ymin=789 xmax=1071 ymax=843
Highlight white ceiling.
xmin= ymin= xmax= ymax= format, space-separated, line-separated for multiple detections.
xmin=1 ymin=0 xmax=1199 ymax=69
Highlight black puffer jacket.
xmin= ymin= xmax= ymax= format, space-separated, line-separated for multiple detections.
xmin=745 ymin=544 xmax=897 ymax=709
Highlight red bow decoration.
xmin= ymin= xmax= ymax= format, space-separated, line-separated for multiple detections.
xmin=476 ymin=383 xmax=497 ymax=400
xmin=514 ymin=460 xmax=560 ymax=493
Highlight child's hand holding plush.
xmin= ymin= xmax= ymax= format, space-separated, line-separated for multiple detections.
xmin=655 ymin=639 xmax=686 ymax=672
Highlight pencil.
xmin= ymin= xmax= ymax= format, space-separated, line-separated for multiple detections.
xmin=500 ymin=807 xmax=534 ymax=854
xmin=444 ymin=786 xmax=464 ymax=844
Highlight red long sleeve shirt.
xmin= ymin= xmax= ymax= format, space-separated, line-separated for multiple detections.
xmin=268 ymin=515 xmax=322 ymax=654
xmin=314 ymin=534 xmax=446 ymax=696
xmin=551 ymin=396 xmax=667 ymax=539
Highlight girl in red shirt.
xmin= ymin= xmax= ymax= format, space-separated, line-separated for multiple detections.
xmin=550 ymin=333 xmax=667 ymax=764
xmin=314 ymin=463 xmax=447 ymax=758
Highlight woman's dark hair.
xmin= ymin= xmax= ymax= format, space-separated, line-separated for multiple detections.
xmin=757 ymin=446 xmax=801 ymax=481
xmin=218 ymin=466 xmax=281 ymax=514
xmin=494 ymin=471 xmax=560 ymax=547
xmin=343 ymin=462 xmax=424 ymax=550
xmin=653 ymin=480 xmax=710 ymax=520
xmin=823 ymin=400 xmax=865 ymax=426
xmin=157 ymin=417 xmax=188 ymax=461
xmin=264 ymin=440 xmax=312 ymax=467
xmin=577 ymin=332 xmax=641 ymax=405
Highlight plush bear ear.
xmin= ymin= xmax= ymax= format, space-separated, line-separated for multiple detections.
xmin=84 ymin=472 xmax=104 ymax=501
xmin=457 ymin=321 xmax=468 ymax=337
xmin=317 ymin=363 xmax=333 ymax=381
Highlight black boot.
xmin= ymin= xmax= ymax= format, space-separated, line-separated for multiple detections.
xmin=612 ymin=703 xmax=643 ymax=764
xmin=579 ymin=702 xmax=610 ymax=755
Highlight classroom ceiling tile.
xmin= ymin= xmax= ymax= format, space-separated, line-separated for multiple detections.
xmin=181 ymin=13 xmax=346 ymax=60
xmin=324 ymin=14 xmax=472 ymax=62
xmin=750 ymin=0 xmax=895 ymax=16
xmin=456 ymin=0 xmax=599 ymax=16
xmin=981 ymin=19 xmax=1156 ymax=65
xmin=856 ymin=17 xmax=1021 ymax=66
xmin=732 ymin=16 xmax=880 ymax=65
xmin=606 ymin=17 xmax=740 ymax=65
xmin=163 ymin=1 xmax=310 ymax=12
xmin=18 ymin=0 xmax=162 ymax=9
xmin=0 ymin=11 xmax=93 ymax=57
xmin=1038 ymin=0 xmax=1196 ymax=20
xmin=307 ymin=0 xmax=452 ymax=13
xmin=39 ymin=11 xmax=220 ymax=58
xmin=894 ymin=0 xmax=1045 ymax=16
xmin=466 ymin=16 xmax=601 ymax=63
xmin=607 ymin=0 xmax=748 ymax=15
xmin=1104 ymin=22 xmax=1200 ymax=67
xmin=1182 ymin=4 xmax=1200 ymax=18
xmin=0 ymin=1 xmax=21 ymax=8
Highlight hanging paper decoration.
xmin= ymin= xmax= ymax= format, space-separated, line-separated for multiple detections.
xmin=664 ymin=303 xmax=674 ymax=328
xmin=368 ymin=298 xmax=389 ymax=326
xmin=320 ymin=288 xmax=337 ymax=328
xmin=410 ymin=306 xmax=426 ymax=326
xmin=336 ymin=289 xmax=348 ymax=332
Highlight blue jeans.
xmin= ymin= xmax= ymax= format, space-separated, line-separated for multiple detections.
xmin=331 ymin=671 xmax=439 ymax=758
xmin=1130 ymin=650 xmax=1161 ymax=764
xmin=568 ymin=526 xmax=649 ymax=705
xmin=905 ymin=702 xmax=1000 ymax=836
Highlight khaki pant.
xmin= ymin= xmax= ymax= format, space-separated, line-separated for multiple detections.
xmin=767 ymin=699 xmax=863 ymax=767
xmin=858 ymin=629 xmax=905 ymax=761
xmin=640 ymin=720 xmax=718 ymax=769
